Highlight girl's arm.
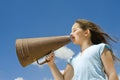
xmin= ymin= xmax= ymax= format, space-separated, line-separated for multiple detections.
xmin=46 ymin=52 xmax=74 ymax=80
xmin=101 ymin=48 xmax=119 ymax=80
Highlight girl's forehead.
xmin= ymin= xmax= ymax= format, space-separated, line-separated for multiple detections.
xmin=72 ymin=23 xmax=80 ymax=30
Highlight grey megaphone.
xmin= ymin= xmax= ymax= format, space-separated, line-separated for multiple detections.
xmin=16 ymin=35 xmax=71 ymax=67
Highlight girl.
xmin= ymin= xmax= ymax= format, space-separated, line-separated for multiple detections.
xmin=46 ymin=19 xmax=119 ymax=80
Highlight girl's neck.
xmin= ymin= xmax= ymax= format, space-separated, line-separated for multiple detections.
xmin=80 ymin=41 xmax=93 ymax=52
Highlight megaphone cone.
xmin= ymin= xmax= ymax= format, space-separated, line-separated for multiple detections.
xmin=16 ymin=35 xmax=71 ymax=67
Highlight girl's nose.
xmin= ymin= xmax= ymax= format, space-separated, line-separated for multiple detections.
xmin=70 ymin=33 xmax=73 ymax=38
xmin=70 ymin=32 xmax=73 ymax=36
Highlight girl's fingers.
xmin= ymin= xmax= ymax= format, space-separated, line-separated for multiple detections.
xmin=45 ymin=51 xmax=55 ymax=62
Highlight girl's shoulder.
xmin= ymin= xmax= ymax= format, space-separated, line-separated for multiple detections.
xmin=96 ymin=43 xmax=111 ymax=56
xmin=97 ymin=43 xmax=111 ymax=50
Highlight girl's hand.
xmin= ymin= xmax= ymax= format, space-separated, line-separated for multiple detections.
xmin=45 ymin=51 xmax=55 ymax=65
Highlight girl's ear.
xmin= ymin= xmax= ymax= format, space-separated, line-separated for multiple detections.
xmin=84 ymin=29 xmax=90 ymax=37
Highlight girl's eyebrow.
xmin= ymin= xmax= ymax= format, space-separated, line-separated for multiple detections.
xmin=72 ymin=27 xmax=79 ymax=30
xmin=71 ymin=28 xmax=76 ymax=31
xmin=71 ymin=28 xmax=79 ymax=32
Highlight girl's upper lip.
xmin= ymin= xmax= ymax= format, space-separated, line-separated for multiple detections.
xmin=70 ymin=35 xmax=75 ymax=40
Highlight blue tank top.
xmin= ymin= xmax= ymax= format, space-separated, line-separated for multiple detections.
xmin=68 ymin=43 xmax=110 ymax=80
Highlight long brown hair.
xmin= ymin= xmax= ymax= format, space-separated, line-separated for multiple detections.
xmin=75 ymin=19 xmax=120 ymax=62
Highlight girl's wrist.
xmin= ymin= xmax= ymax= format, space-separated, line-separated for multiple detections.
xmin=48 ymin=62 xmax=55 ymax=67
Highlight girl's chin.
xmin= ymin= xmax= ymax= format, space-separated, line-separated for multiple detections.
xmin=71 ymin=39 xmax=79 ymax=44
xmin=74 ymin=42 xmax=79 ymax=45
xmin=72 ymin=41 xmax=78 ymax=44
xmin=72 ymin=41 xmax=80 ymax=45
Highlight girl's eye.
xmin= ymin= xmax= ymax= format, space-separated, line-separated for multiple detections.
xmin=73 ymin=29 xmax=77 ymax=32
xmin=72 ymin=28 xmax=79 ymax=32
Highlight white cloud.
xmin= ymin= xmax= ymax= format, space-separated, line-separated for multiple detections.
xmin=60 ymin=70 xmax=64 ymax=74
xmin=118 ymin=74 xmax=120 ymax=80
xmin=14 ymin=77 xmax=24 ymax=80
xmin=55 ymin=46 xmax=74 ymax=59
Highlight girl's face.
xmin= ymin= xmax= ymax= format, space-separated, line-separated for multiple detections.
xmin=70 ymin=23 xmax=89 ymax=45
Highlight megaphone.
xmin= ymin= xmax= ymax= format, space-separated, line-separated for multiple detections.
xmin=16 ymin=35 xmax=71 ymax=67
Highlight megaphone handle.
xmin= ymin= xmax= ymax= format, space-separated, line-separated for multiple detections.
xmin=36 ymin=51 xmax=54 ymax=65
xmin=37 ymin=59 xmax=50 ymax=65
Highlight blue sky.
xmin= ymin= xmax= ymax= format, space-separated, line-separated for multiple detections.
xmin=0 ymin=0 xmax=120 ymax=80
